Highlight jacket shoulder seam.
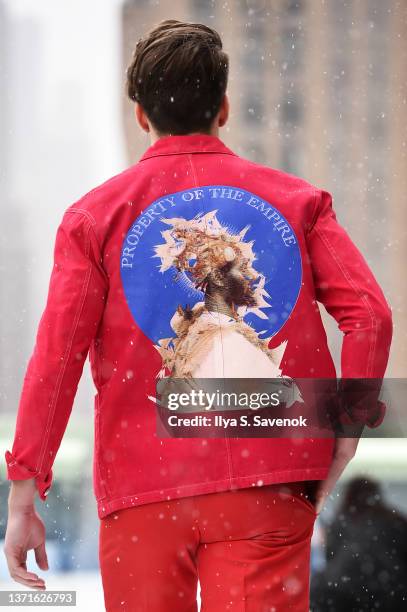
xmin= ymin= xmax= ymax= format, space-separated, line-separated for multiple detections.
xmin=65 ymin=207 xmax=96 ymax=226
xmin=237 ymin=156 xmax=316 ymax=188
xmin=64 ymin=209 xmax=105 ymax=263
xmin=306 ymin=188 xmax=320 ymax=235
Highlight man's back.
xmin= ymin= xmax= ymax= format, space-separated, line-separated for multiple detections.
xmin=5 ymin=133 xmax=392 ymax=519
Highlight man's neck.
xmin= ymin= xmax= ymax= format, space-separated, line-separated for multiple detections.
xmin=149 ymin=127 xmax=219 ymax=145
xmin=204 ymin=294 xmax=235 ymax=318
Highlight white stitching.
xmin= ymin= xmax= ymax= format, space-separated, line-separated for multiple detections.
xmin=187 ymin=153 xmax=199 ymax=187
xmin=307 ymin=188 xmax=319 ymax=235
xmin=313 ymin=224 xmax=378 ymax=379
xmin=98 ymin=467 xmax=331 ymax=508
xmin=67 ymin=207 xmax=96 ymax=226
xmin=36 ymin=219 xmax=93 ymax=473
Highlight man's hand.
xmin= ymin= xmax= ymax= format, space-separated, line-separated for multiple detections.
xmin=4 ymin=479 xmax=48 ymax=590
xmin=314 ymin=437 xmax=361 ymax=514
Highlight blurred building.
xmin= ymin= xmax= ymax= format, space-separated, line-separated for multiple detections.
xmin=121 ymin=0 xmax=407 ymax=377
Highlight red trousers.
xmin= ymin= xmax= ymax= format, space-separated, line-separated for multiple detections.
xmin=99 ymin=481 xmax=317 ymax=611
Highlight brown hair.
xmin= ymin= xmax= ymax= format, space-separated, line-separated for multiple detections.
xmin=126 ymin=19 xmax=229 ymax=136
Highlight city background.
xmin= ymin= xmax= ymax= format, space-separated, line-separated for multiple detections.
xmin=0 ymin=0 xmax=406 ymax=609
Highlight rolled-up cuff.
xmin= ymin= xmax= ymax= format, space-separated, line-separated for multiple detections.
xmin=365 ymin=400 xmax=386 ymax=429
xmin=337 ymin=400 xmax=387 ymax=430
xmin=336 ymin=378 xmax=387 ymax=430
xmin=4 ymin=450 xmax=53 ymax=501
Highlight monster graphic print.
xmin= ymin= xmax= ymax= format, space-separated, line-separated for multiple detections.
xmin=120 ymin=185 xmax=302 ymax=386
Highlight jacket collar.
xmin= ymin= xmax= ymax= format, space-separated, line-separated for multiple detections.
xmin=139 ymin=133 xmax=237 ymax=162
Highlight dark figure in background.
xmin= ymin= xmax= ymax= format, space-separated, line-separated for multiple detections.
xmin=311 ymin=476 xmax=407 ymax=611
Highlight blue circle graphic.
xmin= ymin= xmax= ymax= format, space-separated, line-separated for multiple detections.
xmin=120 ymin=185 xmax=302 ymax=344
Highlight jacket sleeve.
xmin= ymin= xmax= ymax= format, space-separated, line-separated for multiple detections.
xmin=306 ymin=188 xmax=393 ymax=428
xmin=4 ymin=209 xmax=108 ymax=500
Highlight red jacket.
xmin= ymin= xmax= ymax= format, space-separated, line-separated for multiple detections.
xmin=5 ymin=134 xmax=393 ymax=519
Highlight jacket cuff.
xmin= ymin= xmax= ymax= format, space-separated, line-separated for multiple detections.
xmin=335 ymin=378 xmax=387 ymax=430
xmin=4 ymin=450 xmax=53 ymax=501
xmin=365 ymin=399 xmax=386 ymax=428
xmin=336 ymin=400 xmax=387 ymax=429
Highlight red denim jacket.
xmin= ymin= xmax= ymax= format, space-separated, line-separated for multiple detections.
xmin=5 ymin=134 xmax=393 ymax=519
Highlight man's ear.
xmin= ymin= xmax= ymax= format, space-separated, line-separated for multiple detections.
xmin=218 ymin=93 xmax=229 ymax=128
xmin=135 ymin=102 xmax=150 ymax=133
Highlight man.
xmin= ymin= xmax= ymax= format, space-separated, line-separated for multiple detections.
xmin=4 ymin=19 xmax=392 ymax=611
